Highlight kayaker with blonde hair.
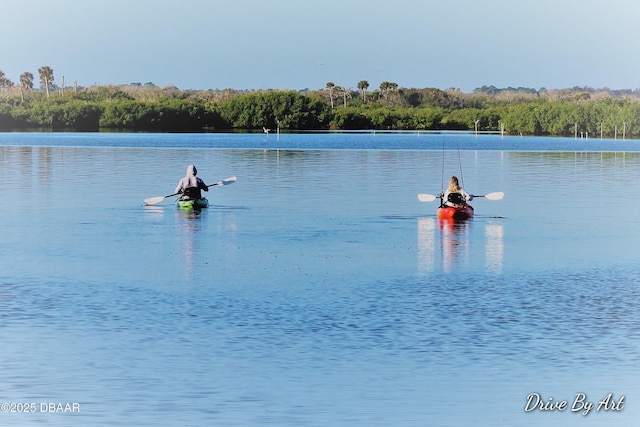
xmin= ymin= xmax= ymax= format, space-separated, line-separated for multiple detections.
xmin=175 ymin=164 xmax=209 ymax=200
xmin=443 ymin=176 xmax=472 ymax=207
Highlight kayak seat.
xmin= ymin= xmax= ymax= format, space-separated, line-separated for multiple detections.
xmin=447 ymin=192 xmax=465 ymax=205
xmin=182 ymin=186 xmax=202 ymax=200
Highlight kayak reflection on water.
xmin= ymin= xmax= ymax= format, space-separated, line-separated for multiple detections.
xmin=417 ymin=217 xmax=503 ymax=274
xmin=439 ymin=218 xmax=471 ymax=274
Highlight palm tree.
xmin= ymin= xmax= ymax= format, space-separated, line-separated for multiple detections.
xmin=20 ymin=72 xmax=34 ymax=89
xmin=0 ymin=70 xmax=13 ymax=88
xmin=336 ymin=86 xmax=352 ymax=107
xmin=326 ymin=82 xmax=335 ymax=108
xmin=379 ymin=81 xmax=390 ymax=98
xmin=387 ymin=82 xmax=398 ymax=98
xmin=38 ymin=66 xmax=54 ymax=98
xmin=357 ymin=80 xmax=369 ymax=102
xmin=19 ymin=72 xmax=33 ymax=102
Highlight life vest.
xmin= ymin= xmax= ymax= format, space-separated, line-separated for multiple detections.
xmin=182 ymin=186 xmax=203 ymax=200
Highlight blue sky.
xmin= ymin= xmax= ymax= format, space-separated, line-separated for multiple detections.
xmin=2 ymin=0 xmax=639 ymax=92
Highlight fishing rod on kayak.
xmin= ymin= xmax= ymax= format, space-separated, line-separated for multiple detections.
xmin=144 ymin=176 xmax=237 ymax=205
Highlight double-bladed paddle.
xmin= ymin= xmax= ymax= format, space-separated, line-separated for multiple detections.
xmin=472 ymin=191 xmax=504 ymax=200
xmin=417 ymin=191 xmax=504 ymax=202
xmin=144 ymin=176 xmax=237 ymax=205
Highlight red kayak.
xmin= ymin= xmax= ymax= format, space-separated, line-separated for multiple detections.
xmin=437 ymin=205 xmax=474 ymax=220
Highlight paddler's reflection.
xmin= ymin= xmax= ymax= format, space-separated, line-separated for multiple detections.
xmin=175 ymin=206 xmax=239 ymax=283
xmin=417 ymin=216 xmax=470 ymax=273
xmin=417 ymin=217 xmax=504 ymax=274
xmin=178 ymin=207 xmax=203 ymax=222
xmin=438 ymin=218 xmax=471 ymax=273
xmin=176 ymin=207 xmax=204 ymax=282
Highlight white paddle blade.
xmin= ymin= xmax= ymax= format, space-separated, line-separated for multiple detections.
xmin=484 ymin=191 xmax=504 ymax=200
xmin=210 ymin=176 xmax=237 ymax=187
xmin=144 ymin=196 xmax=166 ymax=205
xmin=221 ymin=176 xmax=237 ymax=185
xmin=417 ymin=193 xmax=437 ymax=203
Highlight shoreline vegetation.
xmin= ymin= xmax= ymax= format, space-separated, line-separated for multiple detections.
xmin=0 ymin=68 xmax=639 ymax=138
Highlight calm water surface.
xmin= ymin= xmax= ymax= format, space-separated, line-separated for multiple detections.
xmin=1 ymin=132 xmax=639 ymax=426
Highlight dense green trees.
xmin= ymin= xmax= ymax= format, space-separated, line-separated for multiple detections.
xmin=217 ymin=91 xmax=329 ymax=130
xmin=99 ymin=99 xmax=215 ymax=131
xmin=499 ymin=98 xmax=640 ymax=137
xmin=0 ymin=67 xmax=638 ymax=137
xmin=329 ymin=106 xmax=446 ymax=130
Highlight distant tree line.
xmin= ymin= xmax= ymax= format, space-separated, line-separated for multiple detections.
xmin=1 ymin=66 xmax=639 ymax=137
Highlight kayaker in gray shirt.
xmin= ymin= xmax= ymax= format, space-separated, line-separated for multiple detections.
xmin=175 ymin=164 xmax=209 ymax=200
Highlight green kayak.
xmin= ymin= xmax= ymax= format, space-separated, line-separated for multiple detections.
xmin=177 ymin=198 xmax=209 ymax=209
